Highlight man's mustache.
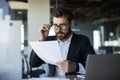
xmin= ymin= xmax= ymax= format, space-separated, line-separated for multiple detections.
xmin=56 ymin=32 xmax=63 ymax=34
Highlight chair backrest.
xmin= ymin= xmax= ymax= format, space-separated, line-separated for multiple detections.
xmin=22 ymin=52 xmax=45 ymax=78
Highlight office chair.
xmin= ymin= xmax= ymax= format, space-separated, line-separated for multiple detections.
xmin=29 ymin=66 xmax=45 ymax=77
xmin=21 ymin=52 xmax=45 ymax=78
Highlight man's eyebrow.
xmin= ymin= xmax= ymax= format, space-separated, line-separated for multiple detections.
xmin=53 ymin=22 xmax=68 ymax=24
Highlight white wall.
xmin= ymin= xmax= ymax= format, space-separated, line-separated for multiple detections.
xmin=28 ymin=0 xmax=50 ymax=41
xmin=28 ymin=0 xmax=50 ymax=54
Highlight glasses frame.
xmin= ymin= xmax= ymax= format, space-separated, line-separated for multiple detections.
xmin=52 ymin=23 xmax=70 ymax=30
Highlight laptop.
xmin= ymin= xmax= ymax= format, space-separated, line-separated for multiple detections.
xmin=84 ymin=54 xmax=120 ymax=80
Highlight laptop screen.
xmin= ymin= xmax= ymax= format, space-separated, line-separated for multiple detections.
xmin=84 ymin=54 xmax=120 ymax=80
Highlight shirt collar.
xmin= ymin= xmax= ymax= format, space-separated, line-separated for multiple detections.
xmin=57 ymin=32 xmax=73 ymax=44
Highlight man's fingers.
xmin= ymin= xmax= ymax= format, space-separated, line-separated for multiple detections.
xmin=56 ymin=61 xmax=69 ymax=72
xmin=56 ymin=60 xmax=77 ymax=72
xmin=38 ymin=24 xmax=51 ymax=41
xmin=43 ymin=24 xmax=51 ymax=29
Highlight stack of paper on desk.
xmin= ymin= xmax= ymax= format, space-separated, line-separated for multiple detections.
xmin=30 ymin=41 xmax=63 ymax=65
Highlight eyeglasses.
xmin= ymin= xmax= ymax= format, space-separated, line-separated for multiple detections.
xmin=52 ymin=23 xmax=70 ymax=30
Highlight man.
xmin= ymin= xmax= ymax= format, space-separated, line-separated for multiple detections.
xmin=29 ymin=7 xmax=95 ymax=77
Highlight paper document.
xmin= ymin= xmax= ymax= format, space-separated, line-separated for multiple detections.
xmin=29 ymin=77 xmax=70 ymax=80
xmin=30 ymin=41 xmax=63 ymax=65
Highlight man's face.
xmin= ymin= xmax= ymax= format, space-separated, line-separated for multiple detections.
xmin=53 ymin=16 xmax=72 ymax=41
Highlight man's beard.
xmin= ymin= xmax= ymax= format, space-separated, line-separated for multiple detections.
xmin=56 ymin=31 xmax=71 ymax=41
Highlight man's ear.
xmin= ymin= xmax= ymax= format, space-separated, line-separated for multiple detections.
xmin=70 ymin=20 xmax=75 ymax=27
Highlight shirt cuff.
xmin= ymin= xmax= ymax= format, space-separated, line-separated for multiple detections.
xmin=77 ymin=63 xmax=86 ymax=75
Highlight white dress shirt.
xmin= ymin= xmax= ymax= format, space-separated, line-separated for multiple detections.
xmin=56 ymin=33 xmax=85 ymax=76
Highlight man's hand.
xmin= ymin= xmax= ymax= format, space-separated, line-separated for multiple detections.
xmin=56 ymin=60 xmax=76 ymax=73
xmin=39 ymin=24 xmax=51 ymax=41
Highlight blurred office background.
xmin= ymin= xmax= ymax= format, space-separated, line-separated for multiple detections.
xmin=0 ymin=0 xmax=120 ymax=80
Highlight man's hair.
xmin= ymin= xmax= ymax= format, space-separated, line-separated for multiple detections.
xmin=52 ymin=7 xmax=73 ymax=22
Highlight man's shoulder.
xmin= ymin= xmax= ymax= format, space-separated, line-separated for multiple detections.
xmin=73 ymin=33 xmax=89 ymax=40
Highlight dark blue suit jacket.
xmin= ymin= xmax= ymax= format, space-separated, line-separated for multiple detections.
xmin=29 ymin=33 xmax=95 ymax=76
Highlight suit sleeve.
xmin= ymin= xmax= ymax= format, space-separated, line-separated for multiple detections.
xmin=29 ymin=50 xmax=44 ymax=67
xmin=82 ymin=37 xmax=95 ymax=67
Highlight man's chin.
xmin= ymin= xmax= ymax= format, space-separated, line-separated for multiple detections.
xmin=56 ymin=36 xmax=64 ymax=40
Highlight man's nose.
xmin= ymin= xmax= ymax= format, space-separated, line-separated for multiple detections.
xmin=56 ymin=25 xmax=62 ymax=30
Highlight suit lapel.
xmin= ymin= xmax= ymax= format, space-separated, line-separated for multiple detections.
xmin=67 ymin=33 xmax=78 ymax=60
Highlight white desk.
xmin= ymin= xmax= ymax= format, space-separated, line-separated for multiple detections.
xmin=22 ymin=75 xmax=77 ymax=80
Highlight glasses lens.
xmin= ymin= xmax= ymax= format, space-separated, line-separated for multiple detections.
xmin=53 ymin=23 xmax=69 ymax=29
